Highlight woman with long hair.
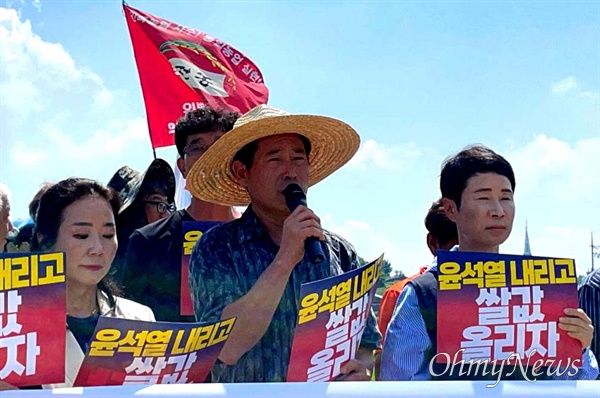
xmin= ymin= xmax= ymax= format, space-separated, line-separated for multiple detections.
xmin=30 ymin=177 xmax=155 ymax=388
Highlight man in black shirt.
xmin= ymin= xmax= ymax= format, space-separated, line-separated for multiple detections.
xmin=121 ymin=107 xmax=240 ymax=322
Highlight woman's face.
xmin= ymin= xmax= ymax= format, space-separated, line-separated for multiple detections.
xmin=142 ymin=192 xmax=171 ymax=224
xmin=51 ymin=196 xmax=117 ymax=289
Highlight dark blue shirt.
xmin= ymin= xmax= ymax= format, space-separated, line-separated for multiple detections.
xmin=189 ymin=206 xmax=381 ymax=382
xmin=579 ymin=268 xmax=600 ymax=365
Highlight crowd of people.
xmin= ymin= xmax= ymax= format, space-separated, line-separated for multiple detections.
xmin=0 ymin=103 xmax=598 ymax=389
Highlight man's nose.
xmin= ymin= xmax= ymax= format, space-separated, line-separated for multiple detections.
xmin=282 ymin=159 xmax=299 ymax=180
xmin=489 ymin=200 xmax=505 ymax=218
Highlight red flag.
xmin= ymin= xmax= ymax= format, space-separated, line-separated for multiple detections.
xmin=124 ymin=4 xmax=269 ymax=149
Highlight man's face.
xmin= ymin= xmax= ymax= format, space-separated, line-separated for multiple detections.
xmin=444 ymin=172 xmax=515 ymax=253
xmin=177 ymin=131 xmax=225 ymax=178
xmin=141 ymin=192 xmax=173 ymax=224
xmin=234 ymin=134 xmax=310 ymax=216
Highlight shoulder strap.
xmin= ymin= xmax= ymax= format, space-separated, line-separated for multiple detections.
xmin=409 ymin=270 xmax=438 ymax=350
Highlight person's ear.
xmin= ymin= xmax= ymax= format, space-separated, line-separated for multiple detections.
xmin=231 ymin=160 xmax=250 ymax=188
xmin=426 ymin=232 xmax=439 ymax=257
xmin=177 ymin=157 xmax=187 ymax=179
xmin=442 ymin=197 xmax=459 ymax=223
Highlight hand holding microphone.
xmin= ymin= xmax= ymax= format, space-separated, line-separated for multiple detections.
xmin=282 ymin=184 xmax=325 ymax=264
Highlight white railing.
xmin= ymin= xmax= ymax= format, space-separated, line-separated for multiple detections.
xmin=6 ymin=381 xmax=600 ymax=398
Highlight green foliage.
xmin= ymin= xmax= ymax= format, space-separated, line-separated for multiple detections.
xmin=357 ymin=255 xmax=395 ymax=287
xmin=393 ymin=269 xmax=407 ymax=279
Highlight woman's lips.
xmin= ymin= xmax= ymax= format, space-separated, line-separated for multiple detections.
xmin=81 ymin=265 xmax=103 ymax=271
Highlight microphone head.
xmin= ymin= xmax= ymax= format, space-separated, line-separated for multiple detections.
xmin=282 ymin=183 xmax=306 ymax=211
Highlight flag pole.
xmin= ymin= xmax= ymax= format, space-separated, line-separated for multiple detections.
xmin=123 ymin=0 xmax=155 ymax=160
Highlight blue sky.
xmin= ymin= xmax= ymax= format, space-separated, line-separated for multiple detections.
xmin=1 ymin=0 xmax=599 ymax=275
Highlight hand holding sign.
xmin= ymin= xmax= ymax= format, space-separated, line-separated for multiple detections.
xmin=559 ymin=308 xmax=594 ymax=350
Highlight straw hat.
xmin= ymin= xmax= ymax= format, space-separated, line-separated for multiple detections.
xmin=107 ymin=159 xmax=175 ymax=213
xmin=186 ymin=104 xmax=360 ymax=206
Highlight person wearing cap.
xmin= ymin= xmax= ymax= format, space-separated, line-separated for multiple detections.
xmin=121 ymin=106 xmax=240 ymax=322
xmin=186 ymin=105 xmax=381 ymax=383
xmin=107 ymin=158 xmax=176 ymax=276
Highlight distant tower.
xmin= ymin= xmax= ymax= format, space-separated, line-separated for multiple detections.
xmin=524 ymin=221 xmax=532 ymax=256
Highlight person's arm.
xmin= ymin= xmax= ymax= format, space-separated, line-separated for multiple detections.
xmin=378 ymin=288 xmax=400 ymax=342
xmin=380 ymin=285 xmax=432 ymax=380
xmin=217 ymin=256 xmax=300 ymax=364
xmin=190 ymin=206 xmax=323 ymax=365
xmin=548 ymin=348 xmax=598 ymax=380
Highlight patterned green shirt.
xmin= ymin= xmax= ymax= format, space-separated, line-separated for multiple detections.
xmin=189 ymin=206 xmax=381 ymax=383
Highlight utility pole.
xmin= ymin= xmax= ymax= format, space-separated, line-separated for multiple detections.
xmin=592 ymin=232 xmax=599 ymax=273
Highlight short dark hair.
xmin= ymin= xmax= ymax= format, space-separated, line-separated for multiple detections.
xmin=425 ymin=198 xmax=457 ymax=247
xmin=232 ymin=134 xmax=312 ymax=170
xmin=32 ymin=178 xmax=122 ymax=307
xmin=29 ymin=182 xmax=55 ymax=222
xmin=174 ymin=106 xmax=239 ymax=157
xmin=440 ymin=144 xmax=516 ymax=209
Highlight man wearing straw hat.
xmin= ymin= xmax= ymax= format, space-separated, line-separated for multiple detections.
xmin=186 ymin=105 xmax=381 ymax=383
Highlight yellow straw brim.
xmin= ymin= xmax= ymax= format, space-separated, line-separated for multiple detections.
xmin=186 ymin=114 xmax=360 ymax=206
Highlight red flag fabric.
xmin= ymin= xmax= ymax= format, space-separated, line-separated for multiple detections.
xmin=124 ymin=4 xmax=269 ymax=149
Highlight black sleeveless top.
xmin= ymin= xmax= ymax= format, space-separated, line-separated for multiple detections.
xmin=67 ymin=314 xmax=100 ymax=353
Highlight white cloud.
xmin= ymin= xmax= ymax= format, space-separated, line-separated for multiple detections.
xmin=580 ymin=91 xmax=599 ymax=101
xmin=42 ymin=118 xmax=147 ymax=163
xmin=0 ymin=7 xmax=114 ymax=125
xmin=506 ymin=134 xmax=600 ymax=205
xmin=10 ymin=140 xmax=47 ymax=167
xmin=321 ymin=214 xmax=392 ymax=262
xmin=347 ymin=139 xmax=422 ymax=171
xmin=503 ymin=134 xmax=600 ymax=273
xmin=550 ymin=76 xmax=598 ymax=102
xmin=3 ymin=1 xmax=42 ymax=16
xmin=321 ymin=214 xmax=429 ymax=276
xmin=3 ymin=1 xmax=24 ymax=10
xmin=93 ymin=86 xmax=115 ymax=109
xmin=0 ymin=6 xmax=153 ymax=217
xmin=551 ymin=76 xmax=578 ymax=95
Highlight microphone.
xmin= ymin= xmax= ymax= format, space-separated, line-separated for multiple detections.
xmin=282 ymin=183 xmax=325 ymax=264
